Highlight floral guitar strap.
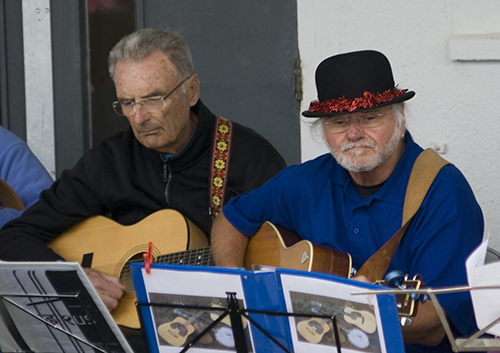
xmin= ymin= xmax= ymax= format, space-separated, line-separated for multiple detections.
xmin=210 ymin=116 xmax=233 ymax=221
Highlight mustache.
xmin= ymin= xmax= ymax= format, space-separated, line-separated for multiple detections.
xmin=340 ymin=139 xmax=377 ymax=152
xmin=135 ymin=123 xmax=161 ymax=133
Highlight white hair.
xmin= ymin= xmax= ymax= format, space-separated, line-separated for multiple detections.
xmin=108 ymin=29 xmax=195 ymax=82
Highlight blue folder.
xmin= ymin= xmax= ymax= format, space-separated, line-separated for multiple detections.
xmin=130 ymin=263 xmax=404 ymax=353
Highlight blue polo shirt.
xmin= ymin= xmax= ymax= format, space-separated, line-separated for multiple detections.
xmin=223 ymin=132 xmax=484 ymax=352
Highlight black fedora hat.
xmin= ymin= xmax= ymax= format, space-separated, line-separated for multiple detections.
xmin=302 ymin=50 xmax=415 ymax=117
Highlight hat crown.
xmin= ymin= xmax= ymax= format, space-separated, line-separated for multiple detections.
xmin=315 ymin=50 xmax=395 ymax=102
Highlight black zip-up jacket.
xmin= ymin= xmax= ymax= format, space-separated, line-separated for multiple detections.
xmin=0 ymin=100 xmax=285 ymax=261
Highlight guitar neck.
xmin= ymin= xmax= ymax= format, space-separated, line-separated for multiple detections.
xmin=176 ymin=310 xmax=206 ymax=327
xmin=312 ymin=301 xmax=351 ymax=318
xmin=156 ymin=246 xmax=214 ymax=267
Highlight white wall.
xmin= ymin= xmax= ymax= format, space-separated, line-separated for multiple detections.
xmin=297 ymin=0 xmax=500 ymax=250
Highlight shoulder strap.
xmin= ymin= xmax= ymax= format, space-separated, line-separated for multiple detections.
xmin=0 ymin=178 xmax=24 ymax=210
xmin=402 ymin=149 xmax=450 ymax=225
xmin=356 ymin=148 xmax=450 ymax=281
xmin=210 ymin=116 xmax=233 ymax=220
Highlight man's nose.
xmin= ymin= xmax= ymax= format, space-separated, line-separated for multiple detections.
xmin=346 ymin=117 xmax=364 ymax=139
xmin=132 ymin=103 xmax=149 ymax=124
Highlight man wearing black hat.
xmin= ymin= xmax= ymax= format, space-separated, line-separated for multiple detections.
xmin=210 ymin=50 xmax=484 ymax=352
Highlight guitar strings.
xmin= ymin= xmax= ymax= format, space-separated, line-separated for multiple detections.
xmin=119 ymin=247 xmax=215 ymax=278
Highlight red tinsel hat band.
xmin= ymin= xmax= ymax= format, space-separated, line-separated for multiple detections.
xmin=307 ymin=88 xmax=408 ymax=114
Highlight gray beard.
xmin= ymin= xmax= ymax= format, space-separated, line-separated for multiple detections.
xmin=330 ymin=125 xmax=404 ymax=173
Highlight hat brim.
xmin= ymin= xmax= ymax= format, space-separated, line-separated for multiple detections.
xmin=301 ymin=91 xmax=415 ymax=118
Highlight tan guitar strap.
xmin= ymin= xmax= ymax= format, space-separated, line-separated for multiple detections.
xmin=0 ymin=178 xmax=24 ymax=210
xmin=356 ymin=148 xmax=451 ymax=282
xmin=210 ymin=116 xmax=233 ymax=220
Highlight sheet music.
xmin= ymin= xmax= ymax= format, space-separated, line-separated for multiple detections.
xmin=466 ymin=236 xmax=500 ymax=336
xmin=280 ymin=273 xmax=388 ymax=353
xmin=138 ymin=267 xmax=255 ymax=353
xmin=0 ymin=261 xmax=132 ymax=353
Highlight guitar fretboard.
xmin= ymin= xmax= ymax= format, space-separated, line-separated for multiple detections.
xmin=156 ymin=246 xmax=214 ymax=267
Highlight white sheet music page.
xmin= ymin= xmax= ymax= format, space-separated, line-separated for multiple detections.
xmin=280 ymin=273 xmax=387 ymax=353
xmin=466 ymin=236 xmax=500 ymax=336
xmin=139 ymin=267 xmax=255 ymax=353
xmin=0 ymin=261 xmax=132 ymax=353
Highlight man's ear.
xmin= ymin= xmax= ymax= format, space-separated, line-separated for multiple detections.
xmin=188 ymin=74 xmax=201 ymax=107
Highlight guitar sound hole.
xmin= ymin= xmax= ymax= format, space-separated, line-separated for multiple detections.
xmin=120 ymin=253 xmax=144 ymax=294
xmin=170 ymin=322 xmax=188 ymax=337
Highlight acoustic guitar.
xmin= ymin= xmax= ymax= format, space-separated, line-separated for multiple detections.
xmin=157 ymin=311 xmax=204 ymax=347
xmin=297 ymin=317 xmax=330 ymax=344
xmin=311 ymin=301 xmax=377 ymax=334
xmin=47 ymin=210 xmax=416 ymax=329
xmin=158 ymin=316 xmax=195 ymax=346
xmin=48 ymin=210 xmax=209 ymax=329
xmin=344 ymin=307 xmax=376 ymax=334
xmin=298 ymin=314 xmax=372 ymax=348
xmin=48 ymin=212 xmax=352 ymax=329
xmin=245 ymin=223 xmax=421 ymax=318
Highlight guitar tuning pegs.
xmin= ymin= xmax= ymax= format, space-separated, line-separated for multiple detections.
xmin=384 ymin=270 xmax=406 ymax=289
xmin=384 ymin=270 xmax=429 ymax=304
xmin=310 ymin=307 xmax=322 ymax=316
xmin=418 ymin=293 xmax=429 ymax=304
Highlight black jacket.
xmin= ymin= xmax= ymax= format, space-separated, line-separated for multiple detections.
xmin=0 ymin=100 xmax=285 ymax=261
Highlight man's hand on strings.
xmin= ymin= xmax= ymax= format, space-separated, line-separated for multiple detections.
xmin=83 ymin=267 xmax=125 ymax=312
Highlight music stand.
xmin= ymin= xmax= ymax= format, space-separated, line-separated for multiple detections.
xmin=1 ymin=293 xmax=121 ymax=352
xmin=0 ymin=262 xmax=133 ymax=353
xmin=352 ymin=285 xmax=500 ymax=352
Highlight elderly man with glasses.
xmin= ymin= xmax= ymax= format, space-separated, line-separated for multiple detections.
xmin=0 ymin=28 xmax=285 ymax=346
xmin=211 ymin=50 xmax=484 ymax=353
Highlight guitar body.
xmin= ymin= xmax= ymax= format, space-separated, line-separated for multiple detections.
xmin=343 ymin=307 xmax=377 ymax=334
xmin=245 ymin=222 xmax=352 ymax=278
xmin=194 ymin=322 xmax=213 ymax=344
xmin=297 ymin=318 xmax=330 ymax=344
xmin=157 ymin=317 xmax=195 ymax=346
xmin=47 ymin=209 xmax=208 ymax=329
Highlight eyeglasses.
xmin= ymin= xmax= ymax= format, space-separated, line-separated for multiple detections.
xmin=321 ymin=108 xmax=392 ymax=133
xmin=112 ymin=76 xmax=191 ymax=116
